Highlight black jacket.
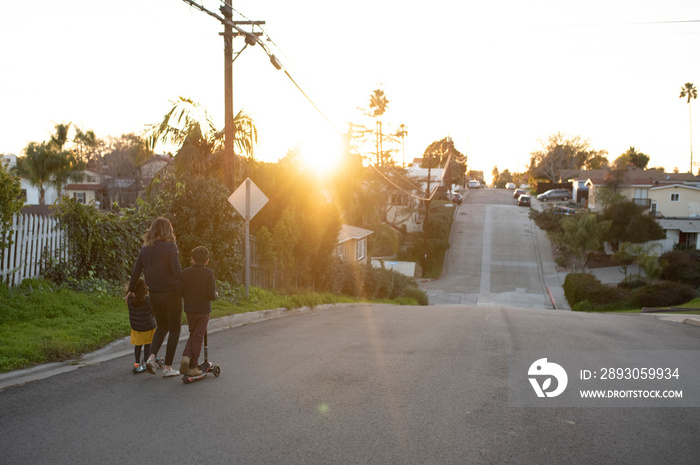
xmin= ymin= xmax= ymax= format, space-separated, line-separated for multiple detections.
xmin=127 ymin=296 xmax=156 ymax=332
xmin=177 ymin=264 xmax=216 ymax=314
xmin=128 ymin=240 xmax=182 ymax=293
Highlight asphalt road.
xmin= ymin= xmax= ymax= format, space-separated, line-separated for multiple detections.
xmin=1 ymin=304 xmax=699 ymax=465
xmin=421 ymin=188 xmax=554 ymax=308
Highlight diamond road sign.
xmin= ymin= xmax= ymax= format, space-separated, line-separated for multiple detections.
xmin=228 ymin=178 xmax=268 ymax=220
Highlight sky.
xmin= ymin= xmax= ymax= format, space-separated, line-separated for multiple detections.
xmin=1 ymin=0 xmax=700 ymax=180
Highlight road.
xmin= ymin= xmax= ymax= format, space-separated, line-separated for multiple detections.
xmin=421 ymin=188 xmax=557 ymax=308
xmin=2 ymin=188 xmax=700 ymax=464
xmin=1 ymin=305 xmax=699 ymax=464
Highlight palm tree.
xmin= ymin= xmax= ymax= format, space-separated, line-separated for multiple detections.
xmin=679 ymin=82 xmax=697 ymax=173
xmin=17 ymin=142 xmax=52 ymax=205
xmin=368 ymin=89 xmax=389 ymax=166
xmin=16 ymin=124 xmax=85 ymax=205
xmin=149 ymin=97 xmax=257 ymax=183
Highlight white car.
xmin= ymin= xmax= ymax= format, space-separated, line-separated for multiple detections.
xmin=468 ymin=180 xmax=480 ymax=189
xmin=505 ymin=182 xmax=516 ymax=189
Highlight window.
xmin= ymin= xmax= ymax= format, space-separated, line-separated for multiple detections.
xmin=356 ymin=238 xmax=366 ymax=261
xmin=336 ymin=244 xmax=344 ymax=260
xmin=671 ymin=193 xmax=680 ymax=202
xmin=73 ymin=192 xmax=85 ymax=204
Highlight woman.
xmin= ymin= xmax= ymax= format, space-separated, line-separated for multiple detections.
xmin=127 ymin=217 xmax=183 ymax=377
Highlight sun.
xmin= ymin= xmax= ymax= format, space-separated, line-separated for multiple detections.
xmin=298 ymin=130 xmax=343 ymax=176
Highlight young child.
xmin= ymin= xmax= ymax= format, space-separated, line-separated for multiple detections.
xmin=126 ymin=277 xmax=156 ymax=373
xmin=178 ymin=246 xmax=217 ymax=376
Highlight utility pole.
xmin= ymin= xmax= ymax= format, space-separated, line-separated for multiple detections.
xmin=222 ymin=4 xmax=235 ymax=191
xmin=181 ymin=1 xmax=265 ymax=189
xmin=219 ymin=3 xmax=264 ymax=191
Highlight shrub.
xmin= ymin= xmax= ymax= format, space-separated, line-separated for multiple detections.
xmin=402 ymin=286 xmax=429 ymax=306
xmin=660 ymin=250 xmax=700 ymax=287
xmin=617 ymin=278 xmax=647 ymax=290
xmin=629 ymin=282 xmax=698 ymax=308
xmin=322 ymin=259 xmax=424 ymax=303
xmin=564 ymin=273 xmax=626 ymax=306
xmin=572 ymin=300 xmax=594 ymax=312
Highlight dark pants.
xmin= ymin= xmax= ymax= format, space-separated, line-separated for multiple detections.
xmin=149 ymin=290 xmax=182 ymax=366
xmin=134 ymin=344 xmax=151 ymax=364
xmin=183 ymin=313 xmax=210 ymax=368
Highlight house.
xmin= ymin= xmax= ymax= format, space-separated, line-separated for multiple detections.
xmin=648 ymin=184 xmax=700 ymax=218
xmin=649 ymin=218 xmax=700 ymax=252
xmin=584 ymin=167 xmax=700 ymax=212
xmin=62 ymin=169 xmax=104 ymax=205
xmin=4 ymin=153 xmax=171 ymax=210
xmin=336 ymin=224 xmax=373 ymax=265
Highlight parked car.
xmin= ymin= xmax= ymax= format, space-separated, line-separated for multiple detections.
xmin=505 ymin=182 xmax=516 ymax=189
xmin=468 ymin=180 xmax=480 ymax=189
xmin=536 ymin=189 xmax=571 ymax=202
xmin=552 ymin=205 xmax=577 ymax=215
xmin=517 ymin=194 xmax=531 ymax=206
xmin=513 ymin=188 xmax=528 ymax=199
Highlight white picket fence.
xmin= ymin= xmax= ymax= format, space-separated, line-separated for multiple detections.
xmin=1 ymin=214 xmax=67 ymax=286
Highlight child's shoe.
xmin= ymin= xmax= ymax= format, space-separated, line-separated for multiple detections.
xmin=189 ymin=366 xmax=203 ymax=377
xmin=133 ymin=363 xmax=147 ymax=374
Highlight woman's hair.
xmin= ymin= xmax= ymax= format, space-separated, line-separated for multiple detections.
xmin=142 ymin=217 xmax=176 ymax=246
xmin=132 ymin=277 xmax=148 ymax=306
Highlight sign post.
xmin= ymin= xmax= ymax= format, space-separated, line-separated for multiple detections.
xmin=228 ymin=178 xmax=268 ymax=298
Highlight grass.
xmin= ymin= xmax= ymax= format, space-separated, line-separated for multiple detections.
xmin=583 ymin=298 xmax=700 ymax=314
xmin=0 ymin=280 xmax=421 ymax=374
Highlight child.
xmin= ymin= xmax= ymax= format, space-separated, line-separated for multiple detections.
xmin=178 ymin=246 xmax=217 ymax=376
xmin=126 ymin=277 xmax=156 ymax=373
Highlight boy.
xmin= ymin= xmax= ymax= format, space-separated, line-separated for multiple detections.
xmin=178 ymin=246 xmax=217 ymax=376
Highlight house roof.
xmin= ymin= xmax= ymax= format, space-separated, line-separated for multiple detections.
xmin=63 ymin=183 xmax=102 ymax=191
xmin=561 ymin=168 xmax=610 ymax=182
xmin=338 ymin=224 xmax=373 ymax=244
xmin=650 ymin=184 xmax=700 ymax=192
xmin=584 ymin=167 xmax=700 ymax=187
xmin=658 ymin=218 xmax=700 ymax=233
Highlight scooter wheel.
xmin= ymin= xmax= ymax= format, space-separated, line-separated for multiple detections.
xmin=213 ymin=365 xmax=221 ymax=377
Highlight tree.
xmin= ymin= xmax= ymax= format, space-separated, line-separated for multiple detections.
xmin=145 ymin=173 xmax=244 ymax=283
xmin=492 ymin=166 xmax=500 ymax=187
xmin=73 ymin=127 xmax=104 ymax=165
xmin=149 ymin=97 xmax=257 ymax=188
xmin=369 ymin=89 xmax=390 ymax=166
xmin=600 ymin=200 xmax=665 ymax=252
xmin=421 ymin=137 xmax=467 ymax=188
xmin=558 ymin=213 xmax=611 ymax=272
xmin=529 ymin=133 xmax=607 ymax=182
xmin=679 ymin=82 xmax=697 ymax=172
xmin=614 ymin=147 xmax=650 ymax=170
xmin=585 ymin=153 xmax=609 ymax=170
xmin=0 ymin=160 xmax=24 ymax=249
xmin=16 ymin=124 xmax=85 ymax=205
xmin=102 ymin=134 xmax=154 ymax=206
xmin=16 ymin=142 xmax=52 ymax=205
